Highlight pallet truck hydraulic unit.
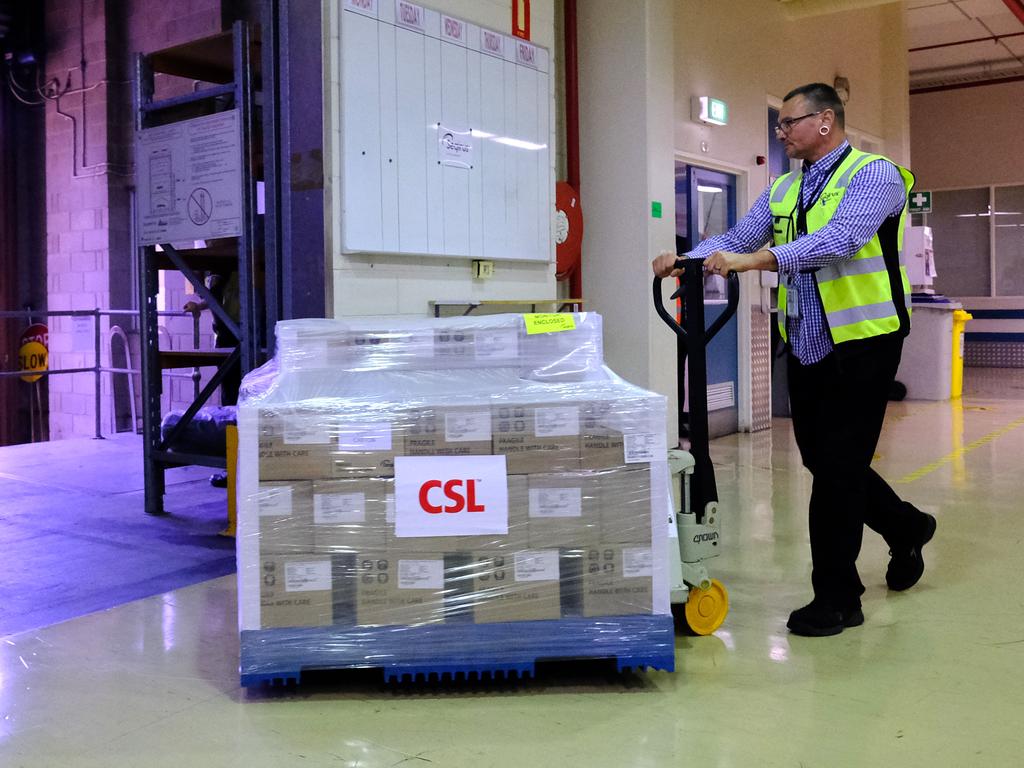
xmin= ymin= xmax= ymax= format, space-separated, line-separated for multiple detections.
xmin=653 ymin=258 xmax=739 ymax=635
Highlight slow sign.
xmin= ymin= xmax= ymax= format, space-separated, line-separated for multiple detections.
xmin=18 ymin=323 xmax=48 ymax=383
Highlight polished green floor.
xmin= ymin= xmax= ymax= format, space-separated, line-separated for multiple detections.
xmin=3 ymin=369 xmax=1023 ymax=767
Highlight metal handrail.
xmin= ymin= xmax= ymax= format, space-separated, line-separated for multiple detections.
xmin=0 ymin=307 xmax=206 ymax=439
xmin=106 ymin=325 xmax=138 ymax=434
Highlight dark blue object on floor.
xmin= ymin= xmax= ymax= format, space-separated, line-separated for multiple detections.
xmin=240 ymin=615 xmax=676 ymax=687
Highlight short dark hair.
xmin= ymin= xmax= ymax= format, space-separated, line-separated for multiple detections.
xmin=784 ymin=83 xmax=845 ymax=128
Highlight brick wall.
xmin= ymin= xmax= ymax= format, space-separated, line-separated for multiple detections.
xmin=44 ymin=0 xmax=223 ymax=439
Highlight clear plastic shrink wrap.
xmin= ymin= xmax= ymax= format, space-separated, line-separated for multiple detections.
xmin=237 ymin=313 xmax=672 ymax=678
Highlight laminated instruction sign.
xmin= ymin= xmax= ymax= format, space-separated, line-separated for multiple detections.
xmin=135 ymin=110 xmax=243 ymax=245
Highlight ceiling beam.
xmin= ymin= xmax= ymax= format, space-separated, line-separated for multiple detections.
xmin=909 ymin=31 xmax=1024 ymax=53
xmin=910 ymin=73 xmax=1024 ymax=94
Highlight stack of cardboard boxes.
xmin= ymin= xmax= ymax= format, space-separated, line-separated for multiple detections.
xmin=243 ymin=315 xmax=663 ymax=637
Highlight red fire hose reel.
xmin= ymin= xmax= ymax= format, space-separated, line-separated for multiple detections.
xmin=555 ymin=181 xmax=583 ymax=280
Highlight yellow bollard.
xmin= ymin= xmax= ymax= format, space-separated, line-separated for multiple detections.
xmin=221 ymin=424 xmax=238 ymax=538
xmin=951 ymin=309 xmax=972 ymax=399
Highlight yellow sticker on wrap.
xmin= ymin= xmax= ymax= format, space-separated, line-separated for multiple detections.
xmin=524 ymin=314 xmax=576 ymax=335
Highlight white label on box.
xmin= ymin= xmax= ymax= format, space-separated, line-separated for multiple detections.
xmin=528 ymin=487 xmax=582 ymax=518
xmin=624 ymin=433 xmax=662 ymax=464
xmin=398 ymin=559 xmax=444 ymax=590
xmin=405 ymin=331 xmax=436 ymax=358
xmin=385 ymin=493 xmax=396 ymax=524
xmin=284 ymin=560 xmax=332 ymax=592
xmin=474 ymin=329 xmax=519 ymax=360
xmin=337 ymin=422 xmax=393 ymax=451
xmin=534 ymin=406 xmax=580 ymax=437
xmin=394 ymin=455 xmax=509 ymax=537
xmin=304 ymin=339 xmax=331 ymax=361
xmin=435 ymin=330 xmax=472 ymax=357
xmin=445 ymin=410 xmax=492 ymax=442
xmin=314 ymin=492 xmax=366 ymax=524
xmin=622 ymin=547 xmax=654 ymax=578
xmin=514 ymin=550 xmax=560 ymax=582
xmin=283 ymin=414 xmax=330 ymax=444
xmin=258 ymin=485 xmax=293 ymax=517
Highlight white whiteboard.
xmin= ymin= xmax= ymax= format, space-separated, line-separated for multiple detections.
xmin=134 ymin=110 xmax=243 ymax=246
xmin=340 ymin=0 xmax=552 ymax=263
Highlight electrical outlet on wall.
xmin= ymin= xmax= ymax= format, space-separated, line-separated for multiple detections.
xmin=472 ymin=260 xmax=495 ymax=279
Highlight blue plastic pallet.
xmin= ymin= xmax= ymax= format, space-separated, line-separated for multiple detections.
xmin=240 ymin=615 xmax=675 ymax=687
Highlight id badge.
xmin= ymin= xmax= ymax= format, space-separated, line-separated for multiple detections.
xmin=785 ymin=276 xmax=800 ymax=319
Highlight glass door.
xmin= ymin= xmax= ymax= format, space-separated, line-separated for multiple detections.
xmin=674 ymin=163 xmax=740 ymax=438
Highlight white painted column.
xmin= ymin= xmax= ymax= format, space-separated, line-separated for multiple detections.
xmin=577 ymin=0 xmax=678 ymax=444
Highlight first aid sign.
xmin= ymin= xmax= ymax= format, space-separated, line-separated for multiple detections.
xmin=394 ymin=455 xmax=509 ymax=538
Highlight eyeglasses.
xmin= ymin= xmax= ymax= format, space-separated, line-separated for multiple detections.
xmin=774 ymin=111 xmax=822 ymax=135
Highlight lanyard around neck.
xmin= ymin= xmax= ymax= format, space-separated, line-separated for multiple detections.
xmin=796 ymin=145 xmax=852 ymax=236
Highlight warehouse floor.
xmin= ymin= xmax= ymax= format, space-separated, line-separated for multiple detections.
xmin=3 ymin=368 xmax=1023 ymax=767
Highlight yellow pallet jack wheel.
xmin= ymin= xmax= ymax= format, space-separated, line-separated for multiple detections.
xmin=684 ymin=579 xmax=729 ymax=635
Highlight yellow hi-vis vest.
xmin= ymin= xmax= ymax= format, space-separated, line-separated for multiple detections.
xmin=769 ymin=147 xmax=915 ymax=346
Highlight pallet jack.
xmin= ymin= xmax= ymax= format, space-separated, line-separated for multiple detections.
xmin=653 ymin=258 xmax=739 ymax=635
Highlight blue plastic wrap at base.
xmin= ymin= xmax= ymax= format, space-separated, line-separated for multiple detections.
xmin=240 ymin=615 xmax=675 ymax=686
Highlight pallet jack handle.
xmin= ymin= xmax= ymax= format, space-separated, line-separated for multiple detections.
xmin=652 ymin=258 xmax=739 ymax=519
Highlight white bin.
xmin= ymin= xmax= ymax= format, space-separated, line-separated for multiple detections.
xmin=896 ymin=299 xmax=960 ymax=401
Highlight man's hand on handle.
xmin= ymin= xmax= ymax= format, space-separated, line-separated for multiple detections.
xmin=651 ymin=249 xmax=778 ymax=278
xmin=652 ymin=251 xmax=684 ymax=278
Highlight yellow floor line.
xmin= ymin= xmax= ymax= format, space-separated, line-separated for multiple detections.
xmin=896 ymin=414 xmax=1024 ymax=485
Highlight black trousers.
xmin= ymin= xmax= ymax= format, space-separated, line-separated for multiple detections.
xmin=787 ymin=333 xmax=918 ymax=607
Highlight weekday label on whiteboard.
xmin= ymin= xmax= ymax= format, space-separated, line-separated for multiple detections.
xmin=480 ymin=28 xmax=504 ymax=58
xmin=441 ymin=15 xmax=466 ymax=45
xmin=395 ymin=0 xmax=425 ymax=31
xmin=516 ymin=40 xmax=538 ymax=68
xmin=342 ymin=0 xmax=378 ymax=16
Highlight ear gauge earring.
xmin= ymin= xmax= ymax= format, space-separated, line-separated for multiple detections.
xmin=819 ymin=125 xmax=831 ymax=136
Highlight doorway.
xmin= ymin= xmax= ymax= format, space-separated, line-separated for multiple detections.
xmin=674 ymin=161 xmax=740 ymax=438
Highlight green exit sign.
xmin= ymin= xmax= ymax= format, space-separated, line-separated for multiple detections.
xmin=708 ymin=98 xmax=728 ymax=123
xmin=693 ymin=96 xmax=729 ymax=126
xmin=909 ymin=190 xmax=932 ymax=214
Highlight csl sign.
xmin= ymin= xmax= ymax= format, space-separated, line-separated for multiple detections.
xmin=18 ymin=323 xmax=49 ymax=383
xmin=419 ymin=478 xmax=485 ymax=514
xmin=394 ymin=455 xmax=508 ymax=537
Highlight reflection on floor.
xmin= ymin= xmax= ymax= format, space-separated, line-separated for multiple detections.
xmin=2 ymin=369 xmax=1023 ymax=767
xmin=0 ymin=433 xmax=234 ymax=636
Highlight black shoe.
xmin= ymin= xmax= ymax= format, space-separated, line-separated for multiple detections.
xmin=886 ymin=509 xmax=937 ymax=591
xmin=209 ymin=472 xmax=228 ymax=488
xmin=787 ymin=600 xmax=865 ymax=637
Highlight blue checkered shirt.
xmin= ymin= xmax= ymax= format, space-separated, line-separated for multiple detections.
xmin=687 ymin=141 xmax=907 ymax=364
